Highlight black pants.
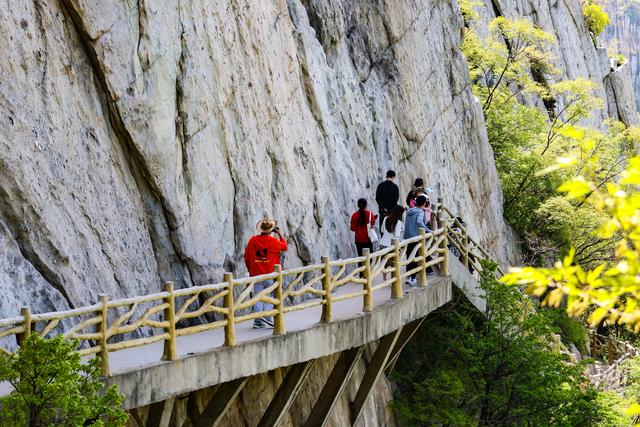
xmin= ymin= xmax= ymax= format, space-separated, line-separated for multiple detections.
xmin=407 ymin=242 xmax=433 ymax=279
xmin=356 ymin=242 xmax=373 ymax=278
xmin=356 ymin=242 xmax=373 ymax=256
xmin=406 ymin=242 xmax=419 ymax=279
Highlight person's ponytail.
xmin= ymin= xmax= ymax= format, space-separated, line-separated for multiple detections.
xmin=357 ymin=198 xmax=367 ymax=226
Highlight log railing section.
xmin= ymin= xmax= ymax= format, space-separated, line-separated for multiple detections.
xmin=440 ymin=205 xmax=504 ymax=277
xmin=0 ymin=202 xmax=498 ymax=376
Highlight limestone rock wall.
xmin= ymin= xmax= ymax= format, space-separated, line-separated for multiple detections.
xmin=0 ymin=0 xmax=513 ymax=317
xmin=603 ymin=0 xmax=640 ymax=113
xmin=0 ymin=0 xmax=636 ymax=319
xmin=478 ymin=0 xmax=638 ymax=127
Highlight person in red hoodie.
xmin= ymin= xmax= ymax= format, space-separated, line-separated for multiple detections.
xmin=244 ymin=218 xmax=288 ymax=329
xmin=350 ymin=199 xmax=376 ymax=277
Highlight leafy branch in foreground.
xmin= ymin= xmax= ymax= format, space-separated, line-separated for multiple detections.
xmin=502 ymin=156 xmax=640 ymax=331
xmin=0 ymin=334 xmax=127 ymax=427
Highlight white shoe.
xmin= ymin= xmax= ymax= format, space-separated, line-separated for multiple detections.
xmin=404 ymin=277 xmax=417 ymax=286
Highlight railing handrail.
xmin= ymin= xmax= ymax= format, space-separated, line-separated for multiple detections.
xmin=0 ymin=200 xmax=499 ymax=376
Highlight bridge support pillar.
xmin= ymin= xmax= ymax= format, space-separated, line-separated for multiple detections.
xmin=350 ymin=328 xmax=402 ymax=425
xmin=385 ymin=316 xmax=427 ymax=374
xmin=258 ymin=359 xmax=316 ymax=427
xmin=145 ymin=397 xmax=175 ymax=427
xmin=304 ymin=346 xmax=365 ymax=427
xmin=192 ymin=376 xmax=248 ymax=427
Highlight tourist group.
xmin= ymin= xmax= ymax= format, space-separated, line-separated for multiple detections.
xmin=243 ymin=170 xmax=437 ymax=329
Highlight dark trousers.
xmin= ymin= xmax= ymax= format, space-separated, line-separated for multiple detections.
xmin=356 ymin=242 xmax=373 ymax=278
xmin=355 ymin=242 xmax=373 ymax=256
xmin=407 ymin=242 xmax=433 ymax=279
xmin=407 ymin=242 xmax=419 ymax=279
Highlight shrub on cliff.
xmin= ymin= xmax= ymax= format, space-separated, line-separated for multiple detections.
xmin=0 ymin=334 xmax=127 ymax=427
xmin=462 ymin=13 xmax=639 ymax=267
xmin=583 ymin=2 xmax=610 ymax=37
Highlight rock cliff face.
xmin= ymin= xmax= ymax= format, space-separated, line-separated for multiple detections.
xmin=0 ymin=0 xmax=637 ymax=314
xmin=1 ymin=0 xmax=514 ymax=316
xmin=478 ymin=0 xmax=638 ymax=127
xmin=604 ymin=0 xmax=640 ymax=113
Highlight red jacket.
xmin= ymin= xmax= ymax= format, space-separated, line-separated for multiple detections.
xmin=350 ymin=210 xmax=376 ymax=243
xmin=244 ymin=234 xmax=288 ymax=276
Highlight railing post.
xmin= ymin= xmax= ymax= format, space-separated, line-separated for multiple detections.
xmin=98 ymin=294 xmax=110 ymax=377
xmin=321 ymin=256 xmax=332 ymax=322
xmin=363 ymin=249 xmax=373 ymax=312
xmin=17 ymin=306 xmax=32 ymax=346
xmin=437 ymin=200 xmax=449 ymax=277
xmin=463 ymin=231 xmax=470 ymax=269
xmin=273 ymin=265 xmax=286 ymax=335
xmin=224 ymin=273 xmax=236 ymax=347
xmin=418 ymin=229 xmax=428 ymax=287
xmin=392 ymin=239 xmax=403 ymax=299
xmin=607 ymin=337 xmax=615 ymax=365
xmin=162 ymin=282 xmax=178 ymax=361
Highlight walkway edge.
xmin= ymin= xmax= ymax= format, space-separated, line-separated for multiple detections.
xmin=105 ymin=278 xmax=452 ymax=409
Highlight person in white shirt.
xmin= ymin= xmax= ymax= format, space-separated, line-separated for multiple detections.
xmin=379 ymin=205 xmax=405 ymax=280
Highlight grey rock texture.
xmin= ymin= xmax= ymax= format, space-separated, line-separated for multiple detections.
xmin=0 ymin=0 xmax=636 ymax=320
xmin=603 ymin=1 xmax=640 ymax=113
xmin=130 ymin=348 xmax=396 ymax=427
xmin=0 ymin=0 xmax=510 ymax=317
xmin=478 ymin=0 xmax=638 ymax=127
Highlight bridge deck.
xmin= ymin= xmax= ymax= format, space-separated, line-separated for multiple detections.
xmin=103 ymin=276 xmax=450 ymax=409
xmin=1 ymin=255 xmax=485 ymax=411
xmin=108 ymin=278 xmax=435 ymax=375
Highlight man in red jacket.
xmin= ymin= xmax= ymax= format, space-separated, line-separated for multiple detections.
xmin=244 ymin=218 xmax=288 ymax=329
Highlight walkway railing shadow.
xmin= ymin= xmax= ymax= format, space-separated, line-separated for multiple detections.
xmin=0 ymin=200 xmax=498 ymax=376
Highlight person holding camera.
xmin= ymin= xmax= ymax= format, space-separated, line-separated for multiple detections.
xmin=243 ymin=218 xmax=288 ymax=329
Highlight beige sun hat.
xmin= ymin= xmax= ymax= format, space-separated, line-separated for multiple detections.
xmin=256 ymin=218 xmax=277 ymax=233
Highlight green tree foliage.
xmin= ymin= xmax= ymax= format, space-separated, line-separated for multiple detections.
xmin=462 ymin=17 xmax=555 ymax=112
xmin=458 ymin=0 xmax=481 ymax=25
xmin=620 ymin=356 xmax=640 ymax=422
xmin=0 ymin=334 xmax=127 ymax=427
xmin=391 ymin=268 xmax=619 ymax=426
xmin=460 ymin=11 xmax=638 ymax=266
xmin=583 ymin=2 xmax=610 ymax=37
xmin=502 ymin=156 xmax=640 ymax=333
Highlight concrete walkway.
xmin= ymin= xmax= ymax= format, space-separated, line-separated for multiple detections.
xmin=1 ymin=255 xmax=487 ymax=410
xmin=108 ymin=278 xmax=436 ymax=376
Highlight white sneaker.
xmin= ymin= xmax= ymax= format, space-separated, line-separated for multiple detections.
xmin=404 ymin=277 xmax=417 ymax=286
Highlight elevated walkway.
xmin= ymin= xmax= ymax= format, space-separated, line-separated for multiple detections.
xmin=0 ymin=203 xmax=499 ymax=425
xmin=106 ymin=277 xmax=451 ymax=410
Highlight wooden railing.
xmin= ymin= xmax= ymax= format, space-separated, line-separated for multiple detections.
xmin=440 ymin=205 xmax=504 ymax=277
xmin=589 ymin=332 xmax=638 ymax=365
xmin=0 ymin=202 xmax=495 ymax=376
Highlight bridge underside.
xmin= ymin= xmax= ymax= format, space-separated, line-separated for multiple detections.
xmin=128 ymin=319 xmax=424 ymax=427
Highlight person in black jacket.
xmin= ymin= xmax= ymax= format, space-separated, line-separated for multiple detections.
xmin=375 ymin=170 xmax=399 ymax=233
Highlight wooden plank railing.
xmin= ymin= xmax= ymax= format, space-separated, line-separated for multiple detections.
xmin=0 ymin=201 xmax=498 ymax=376
xmin=439 ymin=204 xmax=504 ymax=277
xmin=589 ymin=332 xmax=638 ymax=365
